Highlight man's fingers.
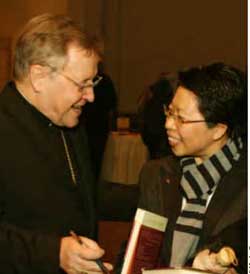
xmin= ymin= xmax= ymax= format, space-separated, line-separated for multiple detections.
xmin=77 ymin=237 xmax=105 ymax=260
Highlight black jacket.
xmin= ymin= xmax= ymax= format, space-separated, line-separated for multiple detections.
xmin=138 ymin=149 xmax=247 ymax=273
xmin=0 ymin=82 xmax=96 ymax=273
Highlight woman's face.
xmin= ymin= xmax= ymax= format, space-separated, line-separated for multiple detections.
xmin=165 ymin=86 xmax=227 ymax=163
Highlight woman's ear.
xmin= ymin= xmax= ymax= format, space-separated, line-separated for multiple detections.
xmin=213 ymin=123 xmax=228 ymax=140
xmin=29 ymin=65 xmax=49 ymax=92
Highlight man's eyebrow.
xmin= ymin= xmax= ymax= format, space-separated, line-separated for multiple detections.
xmin=82 ymin=76 xmax=96 ymax=84
xmin=82 ymin=79 xmax=90 ymax=84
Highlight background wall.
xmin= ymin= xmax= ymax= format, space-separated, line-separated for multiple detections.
xmin=103 ymin=0 xmax=247 ymax=113
xmin=0 ymin=0 xmax=246 ymax=112
xmin=0 ymin=0 xmax=67 ymax=36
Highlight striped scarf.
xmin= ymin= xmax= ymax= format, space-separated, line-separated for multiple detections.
xmin=169 ymin=138 xmax=242 ymax=266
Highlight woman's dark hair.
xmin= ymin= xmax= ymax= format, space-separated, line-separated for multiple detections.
xmin=178 ymin=63 xmax=247 ymax=139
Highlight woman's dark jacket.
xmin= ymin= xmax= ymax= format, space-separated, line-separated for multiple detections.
xmin=138 ymin=149 xmax=247 ymax=273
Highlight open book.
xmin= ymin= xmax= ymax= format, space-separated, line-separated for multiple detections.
xmin=142 ymin=267 xmax=217 ymax=273
xmin=121 ymin=208 xmax=168 ymax=274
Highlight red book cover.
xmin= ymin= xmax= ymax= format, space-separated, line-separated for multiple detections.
xmin=121 ymin=208 xmax=168 ymax=274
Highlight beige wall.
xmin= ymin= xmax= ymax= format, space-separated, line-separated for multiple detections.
xmin=0 ymin=0 xmax=246 ymax=112
xmin=0 ymin=0 xmax=67 ymax=37
xmin=103 ymin=0 xmax=247 ymax=113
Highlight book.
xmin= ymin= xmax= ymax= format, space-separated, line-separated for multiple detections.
xmin=142 ymin=267 xmax=217 ymax=273
xmin=121 ymin=208 xmax=168 ymax=274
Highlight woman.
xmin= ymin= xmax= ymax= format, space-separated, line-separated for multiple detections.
xmin=138 ymin=63 xmax=247 ymax=274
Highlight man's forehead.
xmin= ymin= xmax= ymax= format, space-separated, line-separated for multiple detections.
xmin=64 ymin=47 xmax=98 ymax=74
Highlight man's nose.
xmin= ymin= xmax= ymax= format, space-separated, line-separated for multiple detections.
xmin=83 ymin=87 xmax=95 ymax=102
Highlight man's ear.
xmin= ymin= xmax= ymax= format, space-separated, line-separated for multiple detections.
xmin=29 ymin=64 xmax=49 ymax=92
xmin=213 ymin=123 xmax=228 ymax=140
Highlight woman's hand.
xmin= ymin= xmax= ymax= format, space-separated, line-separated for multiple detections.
xmin=192 ymin=249 xmax=238 ymax=274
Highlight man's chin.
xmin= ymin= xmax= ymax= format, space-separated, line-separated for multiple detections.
xmin=67 ymin=121 xmax=79 ymax=128
xmin=61 ymin=118 xmax=80 ymax=128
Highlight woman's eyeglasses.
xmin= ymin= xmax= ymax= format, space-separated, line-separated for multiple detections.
xmin=163 ymin=105 xmax=207 ymax=125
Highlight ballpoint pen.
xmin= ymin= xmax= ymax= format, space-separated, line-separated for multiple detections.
xmin=70 ymin=230 xmax=110 ymax=274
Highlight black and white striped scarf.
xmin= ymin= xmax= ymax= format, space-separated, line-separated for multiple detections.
xmin=169 ymin=138 xmax=242 ymax=266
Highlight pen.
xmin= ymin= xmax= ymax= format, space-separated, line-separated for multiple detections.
xmin=69 ymin=230 xmax=110 ymax=274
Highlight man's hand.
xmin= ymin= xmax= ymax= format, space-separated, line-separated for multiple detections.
xmin=60 ymin=236 xmax=113 ymax=274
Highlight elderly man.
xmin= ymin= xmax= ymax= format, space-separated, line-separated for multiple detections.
xmin=0 ymin=14 xmax=112 ymax=274
xmin=138 ymin=63 xmax=246 ymax=274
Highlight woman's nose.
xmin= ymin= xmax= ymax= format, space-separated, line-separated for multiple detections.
xmin=165 ymin=115 xmax=176 ymax=130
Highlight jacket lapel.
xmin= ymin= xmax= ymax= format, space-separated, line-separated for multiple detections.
xmin=202 ymin=154 xmax=246 ymax=242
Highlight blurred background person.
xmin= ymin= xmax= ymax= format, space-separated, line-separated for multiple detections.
xmin=82 ymin=62 xmax=118 ymax=181
xmin=137 ymin=74 xmax=174 ymax=159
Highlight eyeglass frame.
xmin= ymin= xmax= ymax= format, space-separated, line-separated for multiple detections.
xmin=163 ymin=105 xmax=209 ymax=125
xmin=47 ymin=65 xmax=103 ymax=92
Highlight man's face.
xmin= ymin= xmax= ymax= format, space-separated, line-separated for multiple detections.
xmin=40 ymin=45 xmax=99 ymax=128
xmin=165 ymin=86 xmax=224 ymax=163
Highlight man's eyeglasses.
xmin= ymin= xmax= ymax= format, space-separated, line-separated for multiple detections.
xmin=48 ymin=66 xmax=102 ymax=93
xmin=58 ymin=72 xmax=103 ymax=92
xmin=163 ymin=105 xmax=207 ymax=125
